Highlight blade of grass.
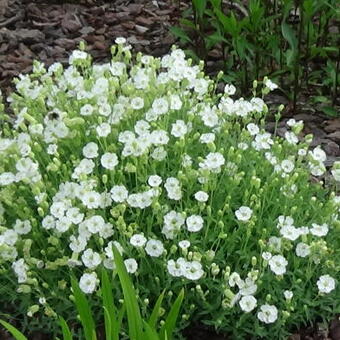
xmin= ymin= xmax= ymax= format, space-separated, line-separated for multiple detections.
xmin=159 ymin=289 xmax=184 ymax=340
xmin=148 ymin=291 xmax=165 ymax=329
xmin=101 ymin=269 xmax=119 ymax=340
xmin=143 ymin=321 xmax=160 ymax=340
xmin=112 ymin=245 xmax=143 ymax=340
xmin=0 ymin=320 xmax=28 ymax=340
xmin=70 ymin=276 xmax=97 ymax=340
xmin=59 ymin=316 xmax=73 ymax=340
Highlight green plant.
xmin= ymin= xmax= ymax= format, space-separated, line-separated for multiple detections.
xmin=1 ymin=246 xmax=184 ymax=339
xmin=172 ymin=0 xmax=340 ymax=114
xmin=0 ymin=40 xmax=339 ymax=340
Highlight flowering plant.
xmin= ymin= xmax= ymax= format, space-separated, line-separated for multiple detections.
xmin=0 ymin=38 xmax=339 ymax=339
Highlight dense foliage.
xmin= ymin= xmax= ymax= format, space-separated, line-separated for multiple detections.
xmin=0 ymin=40 xmax=339 ymax=339
xmin=172 ymin=0 xmax=340 ymax=116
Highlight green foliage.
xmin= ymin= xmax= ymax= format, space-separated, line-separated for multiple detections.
xmin=172 ymin=0 xmax=340 ymax=115
xmin=1 ymin=247 xmax=184 ymax=340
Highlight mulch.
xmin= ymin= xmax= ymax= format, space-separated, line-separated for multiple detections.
xmin=0 ymin=0 xmax=339 ymax=339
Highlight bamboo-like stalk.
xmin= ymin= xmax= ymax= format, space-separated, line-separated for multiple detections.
xmin=293 ymin=0 xmax=304 ymax=113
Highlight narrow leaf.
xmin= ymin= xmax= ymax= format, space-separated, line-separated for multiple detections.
xmin=169 ymin=27 xmax=192 ymax=43
xmin=0 ymin=320 xmax=28 ymax=340
xmin=148 ymin=291 xmax=165 ymax=329
xmin=59 ymin=317 xmax=73 ymax=340
xmin=113 ymin=246 xmax=143 ymax=340
xmin=70 ymin=276 xmax=97 ymax=340
xmin=143 ymin=321 xmax=160 ymax=340
xmin=101 ymin=269 xmax=119 ymax=340
xmin=159 ymin=289 xmax=184 ymax=340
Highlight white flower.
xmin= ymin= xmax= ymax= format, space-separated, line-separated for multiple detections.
xmin=130 ymin=234 xmax=147 ymax=247
xmin=261 ymin=252 xmax=272 ymax=261
xmin=199 ymin=152 xmax=225 ymax=171
xmin=167 ymin=259 xmax=184 ymax=277
xmin=80 ymin=104 xmax=94 ymax=116
xmin=199 ymin=133 xmax=215 ymax=144
xmin=224 ymin=84 xmax=236 ymax=95
xmin=82 ymin=248 xmax=102 ymax=269
xmin=0 ymin=172 xmax=16 ymax=186
xmin=281 ymin=160 xmax=294 ymax=173
xmin=247 ymin=123 xmax=259 ymax=136
xmin=186 ymin=215 xmax=204 ymax=232
xmin=317 ymin=275 xmax=336 ymax=294
xmin=171 ymin=120 xmax=188 ymax=138
xmin=14 ymin=219 xmax=31 ymax=235
xmin=96 ymin=123 xmax=111 ymax=137
xmin=182 ymin=261 xmax=204 ymax=280
xmin=101 ymin=153 xmax=119 ymax=170
xmin=310 ymin=223 xmax=328 ymax=237
xmin=263 ymin=79 xmax=278 ymax=91
xmin=145 ymin=239 xmax=164 ymax=257
xmin=296 ymin=242 xmax=310 ymax=257
xmin=257 ymin=304 xmax=278 ymax=323
xmin=81 ymin=191 xmax=101 ymax=209
xmin=110 ymin=185 xmax=128 ymax=202
xmin=82 ymin=142 xmax=99 ymax=159
xmin=284 ymin=290 xmax=293 ymax=300
xmin=269 ymin=255 xmax=288 ymax=275
xmin=194 ymin=191 xmax=209 ymax=202
xmin=309 ymin=147 xmax=327 ymax=162
xmin=131 ymin=97 xmax=144 ymax=110
xmin=148 ymin=175 xmax=162 ymax=187
xmin=235 ymin=206 xmax=253 ymax=222
xmin=229 ymin=272 xmax=242 ymax=287
xmin=79 ymin=272 xmax=97 ymax=294
xmin=115 ymin=37 xmax=126 ymax=44
xmin=124 ymin=258 xmax=138 ymax=274
xmin=239 ymin=295 xmax=257 ymax=312
xmin=331 ymin=168 xmax=340 ymax=181
xmin=178 ymin=240 xmax=190 ymax=249
xmin=280 ymin=225 xmax=301 ymax=241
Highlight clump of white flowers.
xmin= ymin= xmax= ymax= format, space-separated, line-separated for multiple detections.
xmin=0 ymin=40 xmax=338 ymax=339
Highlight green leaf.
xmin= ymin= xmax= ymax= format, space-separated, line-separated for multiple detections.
xmin=101 ymin=269 xmax=119 ymax=340
xmin=113 ymin=245 xmax=143 ymax=340
xmin=321 ymin=106 xmax=339 ymax=117
xmin=179 ymin=18 xmax=196 ymax=29
xmin=148 ymin=290 xmax=165 ymax=329
xmin=312 ymin=96 xmax=330 ymax=104
xmin=70 ymin=276 xmax=97 ymax=340
xmin=143 ymin=321 xmax=160 ymax=340
xmin=0 ymin=320 xmax=28 ymax=340
xmin=169 ymin=27 xmax=192 ymax=43
xmin=281 ymin=22 xmax=298 ymax=51
xmin=192 ymin=0 xmax=207 ymax=19
xmin=59 ymin=317 xmax=73 ymax=340
xmin=159 ymin=289 xmax=184 ymax=340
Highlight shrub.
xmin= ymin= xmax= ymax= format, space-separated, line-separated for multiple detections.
xmin=0 ymin=38 xmax=339 ymax=339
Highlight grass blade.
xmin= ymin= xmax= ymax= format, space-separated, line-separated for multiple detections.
xmin=59 ymin=316 xmax=73 ymax=340
xmin=148 ymin=291 xmax=165 ymax=329
xmin=0 ymin=320 xmax=28 ymax=340
xmin=159 ymin=289 xmax=184 ymax=340
xmin=143 ymin=321 xmax=160 ymax=340
xmin=112 ymin=245 xmax=143 ymax=340
xmin=70 ymin=276 xmax=97 ymax=340
xmin=101 ymin=269 xmax=119 ymax=340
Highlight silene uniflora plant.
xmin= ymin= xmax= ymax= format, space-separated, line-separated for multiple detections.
xmin=0 ymin=37 xmax=339 ymax=339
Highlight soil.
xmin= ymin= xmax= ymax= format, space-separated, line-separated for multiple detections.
xmin=0 ymin=0 xmax=339 ymax=339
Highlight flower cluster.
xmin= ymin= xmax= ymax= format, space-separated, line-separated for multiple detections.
xmin=0 ymin=40 xmax=339 ymax=339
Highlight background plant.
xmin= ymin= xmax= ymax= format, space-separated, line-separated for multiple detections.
xmin=0 ymin=40 xmax=339 ymax=340
xmin=171 ymin=0 xmax=340 ymax=116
